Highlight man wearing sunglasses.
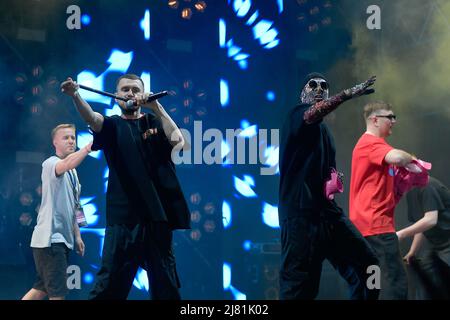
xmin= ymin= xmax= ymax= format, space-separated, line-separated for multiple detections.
xmin=279 ymin=73 xmax=379 ymax=300
xmin=349 ymin=101 xmax=418 ymax=299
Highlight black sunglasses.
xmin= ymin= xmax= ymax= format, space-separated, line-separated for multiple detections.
xmin=375 ymin=114 xmax=396 ymax=120
xmin=308 ymin=79 xmax=329 ymax=90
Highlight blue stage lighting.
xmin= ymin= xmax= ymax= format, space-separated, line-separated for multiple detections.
xmin=77 ymin=131 xmax=101 ymax=159
xmin=83 ymin=272 xmax=94 ymax=284
xmin=277 ymin=0 xmax=284 ymax=13
xmin=246 ymin=10 xmax=258 ymax=25
xmin=222 ymin=200 xmax=232 ymax=229
xmin=223 ymin=263 xmax=231 ymax=289
xmin=140 ymin=72 xmax=151 ymax=92
xmin=262 ymin=202 xmax=280 ymax=228
xmin=243 ymin=240 xmax=252 ymax=251
xmin=240 ymin=119 xmax=250 ymax=128
xmin=220 ymin=79 xmax=229 ymax=107
xmin=81 ymin=14 xmax=91 ymax=25
xmin=233 ymin=0 xmax=251 ymax=17
xmin=230 ymin=285 xmax=247 ymax=300
xmin=233 ymin=175 xmax=257 ymax=198
xmin=140 ymin=9 xmax=151 ymax=40
xmin=133 ymin=268 xmax=149 ymax=291
xmin=266 ymin=90 xmax=275 ymax=101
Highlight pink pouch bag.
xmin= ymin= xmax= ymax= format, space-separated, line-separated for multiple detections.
xmin=324 ymin=168 xmax=344 ymax=200
xmin=394 ymin=159 xmax=432 ymax=204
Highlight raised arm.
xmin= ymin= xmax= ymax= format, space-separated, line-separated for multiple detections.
xmin=136 ymin=94 xmax=185 ymax=148
xmin=304 ymin=76 xmax=376 ymax=124
xmin=61 ymin=77 xmax=104 ymax=132
xmin=55 ymin=142 xmax=92 ymax=176
xmin=154 ymin=102 xmax=185 ymax=148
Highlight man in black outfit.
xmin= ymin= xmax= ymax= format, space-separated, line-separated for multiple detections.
xmin=61 ymin=74 xmax=190 ymax=300
xmin=397 ymin=176 xmax=450 ymax=299
xmin=278 ymin=72 xmax=380 ymax=299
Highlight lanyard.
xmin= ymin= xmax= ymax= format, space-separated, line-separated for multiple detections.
xmin=67 ymin=169 xmax=80 ymax=204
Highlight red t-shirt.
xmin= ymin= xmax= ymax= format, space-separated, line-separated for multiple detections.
xmin=349 ymin=133 xmax=396 ymax=236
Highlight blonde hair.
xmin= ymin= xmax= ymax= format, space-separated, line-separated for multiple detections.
xmin=363 ymin=101 xmax=393 ymax=119
xmin=51 ymin=124 xmax=76 ymax=140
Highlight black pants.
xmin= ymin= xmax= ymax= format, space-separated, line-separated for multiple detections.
xmin=89 ymin=222 xmax=181 ymax=300
xmin=365 ymin=233 xmax=408 ymax=300
xmin=279 ymin=209 xmax=380 ymax=300
xmin=410 ymin=245 xmax=450 ymax=299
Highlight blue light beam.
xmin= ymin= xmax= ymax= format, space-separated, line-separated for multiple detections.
xmin=140 ymin=9 xmax=150 ymax=40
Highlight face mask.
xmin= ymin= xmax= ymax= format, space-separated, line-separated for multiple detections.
xmin=300 ymin=78 xmax=329 ymax=104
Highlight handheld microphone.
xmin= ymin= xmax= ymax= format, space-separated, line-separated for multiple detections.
xmin=126 ymin=91 xmax=169 ymax=108
xmin=77 ymin=84 xmax=169 ymax=109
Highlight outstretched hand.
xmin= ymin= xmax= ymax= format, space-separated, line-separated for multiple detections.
xmin=83 ymin=141 xmax=93 ymax=153
xmin=60 ymin=77 xmax=79 ymax=97
xmin=344 ymin=75 xmax=376 ymax=99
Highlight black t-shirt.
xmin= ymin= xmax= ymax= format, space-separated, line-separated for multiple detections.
xmin=278 ymin=104 xmax=338 ymax=221
xmin=92 ymin=114 xmax=190 ymax=229
xmin=407 ymin=176 xmax=450 ymax=248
